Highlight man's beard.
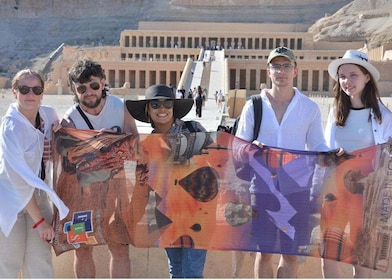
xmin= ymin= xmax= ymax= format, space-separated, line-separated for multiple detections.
xmin=80 ymin=96 xmax=102 ymax=109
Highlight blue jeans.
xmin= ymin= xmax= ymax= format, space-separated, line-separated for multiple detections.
xmin=165 ymin=248 xmax=207 ymax=278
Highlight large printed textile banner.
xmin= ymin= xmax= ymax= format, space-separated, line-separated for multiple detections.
xmin=51 ymin=128 xmax=392 ymax=272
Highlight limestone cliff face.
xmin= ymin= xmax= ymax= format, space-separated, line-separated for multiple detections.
xmin=309 ymin=0 xmax=392 ymax=48
xmin=0 ymin=0 xmax=351 ymax=19
xmin=0 ymin=0 xmax=386 ymax=78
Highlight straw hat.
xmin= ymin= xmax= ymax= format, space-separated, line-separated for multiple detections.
xmin=125 ymin=84 xmax=194 ymax=123
xmin=328 ymin=49 xmax=380 ymax=81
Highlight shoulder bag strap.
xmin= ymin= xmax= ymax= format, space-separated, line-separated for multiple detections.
xmin=251 ymin=95 xmax=263 ymax=141
xmin=76 ymin=105 xmax=95 ymax=130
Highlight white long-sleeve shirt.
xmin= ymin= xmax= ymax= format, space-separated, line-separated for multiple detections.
xmin=236 ymin=88 xmax=328 ymax=151
xmin=234 ymin=88 xmax=328 ymax=194
xmin=0 ymin=103 xmax=69 ymax=237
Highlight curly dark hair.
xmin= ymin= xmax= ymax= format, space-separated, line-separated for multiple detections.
xmin=67 ymin=57 xmax=107 ymax=102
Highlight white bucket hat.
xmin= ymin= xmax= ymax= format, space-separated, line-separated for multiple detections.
xmin=328 ymin=49 xmax=380 ymax=81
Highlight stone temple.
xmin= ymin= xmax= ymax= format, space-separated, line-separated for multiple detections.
xmin=46 ymin=18 xmax=391 ymax=117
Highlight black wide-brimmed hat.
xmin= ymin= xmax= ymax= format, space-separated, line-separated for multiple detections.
xmin=126 ymin=84 xmax=194 ymax=123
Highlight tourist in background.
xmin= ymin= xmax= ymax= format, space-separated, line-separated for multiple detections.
xmin=235 ymin=47 xmax=329 ymax=278
xmin=202 ymin=87 xmax=208 ymax=107
xmin=176 ymin=88 xmax=183 ymax=99
xmin=126 ymin=84 xmax=212 ymax=278
xmin=217 ymin=89 xmax=224 ymax=109
xmin=169 ymin=83 xmax=176 ymax=95
xmin=61 ymin=57 xmax=138 ymax=278
xmin=195 ymin=85 xmax=203 ymax=117
xmin=192 ymin=87 xmax=198 ymax=99
xmin=0 ymin=69 xmax=69 ymax=278
xmin=188 ymin=88 xmax=193 ymax=99
xmin=180 ymin=86 xmax=186 ymax=99
xmin=322 ymin=49 xmax=392 ymax=278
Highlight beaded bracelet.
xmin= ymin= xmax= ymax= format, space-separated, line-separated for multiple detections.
xmin=32 ymin=217 xmax=45 ymax=229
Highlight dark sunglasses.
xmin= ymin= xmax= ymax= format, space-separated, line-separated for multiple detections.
xmin=74 ymin=82 xmax=101 ymax=94
xmin=150 ymin=99 xmax=174 ymax=109
xmin=17 ymin=85 xmax=44 ymax=95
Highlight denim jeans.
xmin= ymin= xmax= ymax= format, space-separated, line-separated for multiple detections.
xmin=165 ymin=247 xmax=207 ymax=278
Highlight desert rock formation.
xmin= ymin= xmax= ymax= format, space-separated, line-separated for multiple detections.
xmin=309 ymin=0 xmax=392 ymax=49
xmin=0 ymin=0 xmax=391 ymax=81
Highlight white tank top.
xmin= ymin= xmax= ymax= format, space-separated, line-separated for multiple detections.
xmin=64 ymin=94 xmax=125 ymax=132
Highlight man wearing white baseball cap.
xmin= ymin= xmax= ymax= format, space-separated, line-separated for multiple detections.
xmin=321 ymin=49 xmax=392 ymax=278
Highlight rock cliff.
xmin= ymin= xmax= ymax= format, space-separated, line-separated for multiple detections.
xmin=0 ymin=0 xmax=390 ymax=79
xmin=309 ymin=0 xmax=392 ymax=49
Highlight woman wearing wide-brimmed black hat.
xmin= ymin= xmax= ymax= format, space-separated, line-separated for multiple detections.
xmin=126 ymin=84 xmax=198 ymax=132
xmin=126 ymin=84 xmax=212 ymax=278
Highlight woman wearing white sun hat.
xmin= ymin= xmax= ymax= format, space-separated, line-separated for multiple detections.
xmin=321 ymin=49 xmax=392 ymax=278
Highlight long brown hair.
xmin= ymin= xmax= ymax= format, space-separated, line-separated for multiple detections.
xmin=333 ymin=64 xmax=382 ymax=126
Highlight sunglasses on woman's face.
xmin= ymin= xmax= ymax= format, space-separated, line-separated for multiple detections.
xmin=74 ymin=81 xmax=101 ymax=94
xmin=17 ymin=85 xmax=44 ymax=95
xmin=150 ymin=99 xmax=174 ymax=109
